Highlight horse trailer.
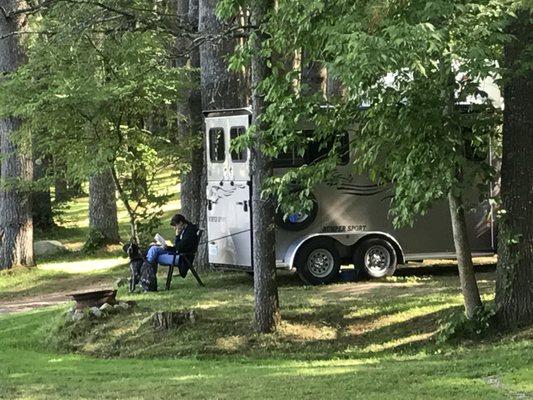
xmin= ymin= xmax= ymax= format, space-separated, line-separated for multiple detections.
xmin=204 ymin=107 xmax=495 ymax=284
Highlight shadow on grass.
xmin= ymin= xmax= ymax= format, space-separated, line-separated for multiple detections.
xmin=396 ymin=263 xmax=496 ymax=277
xmin=1 ymin=306 xmax=532 ymax=400
xmin=1 ymin=340 xmax=530 ymax=400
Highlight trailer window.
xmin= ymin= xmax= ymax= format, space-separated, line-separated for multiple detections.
xmin=209 ymin=128 xmax=225 ymax=162
xmin=230 ymin=126 xmax=247 ymax=162
xmin=272 ymin=148 xmax=305 ymax=168
xmin=338 ymin=133 xmax=350 ymax=165
xmin=305 ymin=131 xmax=350 ymax=166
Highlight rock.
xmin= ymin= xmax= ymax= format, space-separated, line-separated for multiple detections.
xmin=99 ymin=303 xmax=113 ymax=312
xmin=118 ymin=302 xmax=130 ymax=310
xmin=90 ymin=306 xmax=102 ymax=318
xmin=71 ymin=311 xmax=85 ymax=322
xmin=34 ymin=240 xmax=68 ymax=256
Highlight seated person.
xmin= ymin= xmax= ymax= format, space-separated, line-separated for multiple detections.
xmin=145 ymin=214 xmax=199 ymax=277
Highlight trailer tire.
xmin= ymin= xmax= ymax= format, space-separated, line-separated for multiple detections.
xmin=295 ymin=238 xmax=341 ymax=285
xmin=354 ymin=238 xmax=397 ymax=278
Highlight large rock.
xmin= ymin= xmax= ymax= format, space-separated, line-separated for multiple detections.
xmin=34 ymin=240 xmax=68 ymax=256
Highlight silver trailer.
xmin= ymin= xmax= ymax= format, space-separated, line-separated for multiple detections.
xmin=204 ymin=108 xmax=495 ymax=284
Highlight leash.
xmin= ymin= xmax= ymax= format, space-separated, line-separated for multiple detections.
xmin=197 ymin=228 xmax=251 ymax=246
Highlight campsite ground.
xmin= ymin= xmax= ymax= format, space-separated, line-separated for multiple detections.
xmin=0 ymin=186 xmax=532 ymax=399
xmin=1 ymin=257 xmax=532 ymax=399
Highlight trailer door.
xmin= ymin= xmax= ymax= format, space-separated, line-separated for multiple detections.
xmin=206 ymin=113 xmax=252 ymax=268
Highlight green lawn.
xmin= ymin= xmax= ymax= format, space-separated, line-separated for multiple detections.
xmin=37 ymin=170 xmax=181 ymax=249
xmin=1 ymin=174 xmax=531 ymax=399
xmin=1 ymin=260 xmax=532 ymax=399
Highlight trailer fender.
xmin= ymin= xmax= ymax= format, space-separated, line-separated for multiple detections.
xmin=285 ymin=232 xmax=405 ymax=269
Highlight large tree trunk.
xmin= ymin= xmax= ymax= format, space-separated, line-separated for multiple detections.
xmin=250 ymin=0 xmax=280 ymax=333
xmin=448 ymin=190 xmax=483 ymax=319
xmin=199 ymin=0 xmax=245 ymax=110
xmin=495 ymin=11 xmax=533 ymax=329
xmin=88 ymin=169 xmax=120 ymax=244
xmin=32 ymin=155 xmax=55 ymax=231
xmin=0 ymin=1 xmax=34 ymax=270
xmin=176 ymin=0 xmax=207 ymax=269
xmin=196 ymin=0 xmax=247 ymax=269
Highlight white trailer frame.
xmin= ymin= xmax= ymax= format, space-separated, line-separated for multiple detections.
xmin=204 ymin=107 xmax=496 ymax=284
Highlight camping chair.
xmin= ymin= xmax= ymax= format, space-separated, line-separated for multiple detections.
xmin=160 ymin=229 xmax=205 ymax=290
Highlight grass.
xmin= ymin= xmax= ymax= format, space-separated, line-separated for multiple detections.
xmin=0 ymin=261 xmax=532 ymax=399
xmin=36 ymin=170 xmax=181 ymax=249
xmin=1 ymin=173 xmax=531 ymax=399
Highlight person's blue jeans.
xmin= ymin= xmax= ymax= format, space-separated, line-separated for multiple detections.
xmin=146 ymin=246 xmax=180 ymax=265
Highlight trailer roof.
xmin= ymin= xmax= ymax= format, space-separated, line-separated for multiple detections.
xmin=203 ymin=107 xmax=252 ymax=118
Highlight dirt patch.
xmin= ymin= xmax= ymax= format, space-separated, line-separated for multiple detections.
xmin=0 ymin=284 xmax=110 ymax=315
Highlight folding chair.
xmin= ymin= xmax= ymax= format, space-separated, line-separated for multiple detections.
xmin=160 ymin=229 xmax=205 ymax=290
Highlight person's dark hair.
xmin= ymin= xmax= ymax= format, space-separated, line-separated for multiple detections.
xmin=170 ymin=213 xmax=189 ymax=226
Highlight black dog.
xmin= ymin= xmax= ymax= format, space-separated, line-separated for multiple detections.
xmin=123 ymin=243 xmax=144 ymax=292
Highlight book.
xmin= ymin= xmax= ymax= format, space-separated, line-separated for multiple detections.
xmin=154 ymin=233 xmax=167 ymax=249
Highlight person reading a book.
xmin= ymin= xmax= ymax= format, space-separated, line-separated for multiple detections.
xmin=145 ymin=214 xmax=199 ymax=276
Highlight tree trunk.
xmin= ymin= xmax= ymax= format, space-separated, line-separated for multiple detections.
xmin=250 ymin=0 xmax=280 ymax=333
xmin=150 ymin=310 xmax=196 ymax=330
xmin=326 ymin=71 xmax=343 ymax=99
xmin=32 ymin=155 xmax=55 ymax=231
xmin=68 ymin=181 xmax=85 ymax=198
xmin=301 ymin=50 xmax=325 ymax=97
xmin=0 ymin=1 xmax=34 ymax=270
xmin=88 ymin=169 xmax=120 ymax=244
xmin=53 ymin=158 xmax=68 ymax=202
xmin=196 ymin=0 xmax=247 ymax=269
xmin=448 ymin=190 xmax=483 ymax=319
xmin=176 ymin=0 xmax=207 ymax=269
xmin=199 ymin=0 xmax=245 ymax=109
xmin=495 ymin=11 xmax=533 ymax=329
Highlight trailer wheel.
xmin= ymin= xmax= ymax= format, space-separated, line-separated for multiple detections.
xmin=354 ymin=238 xmax=397 ymax=278
xmin=295 ymin=239 xmax=341 ymax=285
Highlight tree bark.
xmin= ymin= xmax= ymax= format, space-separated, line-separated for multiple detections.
xmin=448 ymin=190 xmax=483 ymax=319
xmin=88 ymin=169 xmax=120 ymax=244
xmin=175 ymin=0 xmax=207 ymax=269
xmin=326 ymin=71 xmax=343 ymax=99
xmin=301 ymin=50 xmax=325 ymax=97
xmin=199 ymin=0 xmax=246 ymax=109
xmin=68 ymin=181 xmax=85 ymax=198
xmin=53 ymin=158 xmax=69 ymax=202
xmin=32 ymin=155 xmax=55 ymax=231
xmin=196 ymin=0 xmax=247 ymax=269
xmin=250 ymin=0 xmax=280 ymax=333
xmin=0 ymin=0 xmax=34 ymax=270
xmin=495 ymin=11 xmax=533 ymax=329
